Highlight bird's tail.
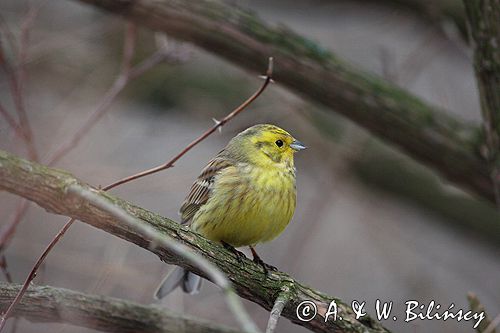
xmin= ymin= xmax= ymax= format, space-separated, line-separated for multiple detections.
xmin=154 ymin=266 xmax=202 ymax=298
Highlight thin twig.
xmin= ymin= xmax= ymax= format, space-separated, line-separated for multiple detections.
xmin=0 ymin=103 xmax=20 ymax=136
xmin=0 ymin=256 xmax=13 ymax=283
xmin=121 ymin=23 xmax=136 ymax=74
xmin=8 ymin=4 xmax=41 ymax=162
xmin=0 ymin=5 xmax=43 ymax=296
xmin=46 ymin=23 xmax=137 ymax=165
xmin=0 ymin=200 xmax=30 ymax=251
xmin=0 ymin=14 xmax=17 ymax=56
xmin=104 ymin=57 xmax=273 ymax=191
xmin=67 ymin=185 xmax=260 ymax=333
xmin=0 ymin=148 xmax=393 ymax=333
xmin=468 ymin=292 xmax=495 ymax=333
xmin=0 ymin=219 xmax=75 ymax=331
xmin=265 ymin=286 xmax=292 ymax=333
xmin=0 ymin=58 xmax=274 ymax=331
xmin=485 ymin=314 xmax=500 ymax=333
xmin=46 ymin=25 xmax=185 ymax=165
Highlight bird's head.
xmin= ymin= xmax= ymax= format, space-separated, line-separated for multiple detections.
xmin=228 ymin=124 xmax=306 ymax=168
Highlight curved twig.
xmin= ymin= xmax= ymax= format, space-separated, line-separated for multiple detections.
xmin=0 ymin=58 xmax=274 ymax=332
xmin=0 ymin=149 xmax=392 ymax=333
xmin=76 ymin=0 xmax=495 ymax=203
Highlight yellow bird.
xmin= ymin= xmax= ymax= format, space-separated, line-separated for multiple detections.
xmin=155 ymin=124 xmax=306 ymax=297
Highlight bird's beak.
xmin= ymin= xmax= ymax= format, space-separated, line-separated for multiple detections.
xmin=290 ymin=139 xmax=307 ymax=151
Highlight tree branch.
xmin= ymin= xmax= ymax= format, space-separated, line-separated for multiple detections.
xmin=467 ymin=292 xmax=496 ymax=333
xmin=73 ymin=0 xmax=494 ymax=204
xmin=0 ymin=150 xmax=391 ymax=333
xmin=66 ymin=184 xmax=260 ymax=333
xmin=265 ymin=285 xmax=292 ymax=333
xmin=464 ymin=0 xmax=500 ymax=207
xmin=0 ymin=282 xmax=243 ymax=333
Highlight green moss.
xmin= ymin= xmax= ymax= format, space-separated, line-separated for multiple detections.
xmin=234 ymin=10 xmax=333 ymax=65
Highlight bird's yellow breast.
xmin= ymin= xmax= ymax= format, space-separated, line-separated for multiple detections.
xmin=190 ymin=163 xmax=296 ymax=247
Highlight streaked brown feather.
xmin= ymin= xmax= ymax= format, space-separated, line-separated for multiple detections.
xmin=179 ymin=153 xmax=234 ymax=224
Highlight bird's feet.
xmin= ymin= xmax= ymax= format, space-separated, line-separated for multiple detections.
xmin=221 ymin=241 xmax=246 ymax=263
xmin=249 ymin=246 xmax=277 ymax=275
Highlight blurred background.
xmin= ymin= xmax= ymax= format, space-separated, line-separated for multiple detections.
xmin=1 ymin=0 xmax=499 ymax=332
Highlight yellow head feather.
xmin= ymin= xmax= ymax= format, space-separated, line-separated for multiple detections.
xmin=224 ymin=124 xmax=305 ymax=169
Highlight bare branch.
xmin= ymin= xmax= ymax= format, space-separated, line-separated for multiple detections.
xmin=46 ymin=24 xmax=137 ymax=165
xmin=265 ymin=285 xmax=292 ymax=333
xmin=464 ymin=1 xmax=500 ymax=208
xmin=0 ymin=257 xmax=12 ymax=283
xmin=0 ymin=59 xmax=273 ymax=331
xmin=0 ymin=200 xmax=29 ymax=251
xmin=46 ymin=25 xmax=187 ymax=165
xmin=0 ymin=219 xmax=74 ymax=331
xmin=0 ymin=282 xmax=244 ymax=333
xmin=0 ymin=150 xmax=391 ymax=333
xmin=103 ymin=57 xmax=273 ymax=191
xmin=67 ymin=184 xmax=260 ymax=333
xmin=0 ymin=14 xmax=17 ymax=56
xmin=467 ymin=293 xmax=496 ymax=333
xmin=74 ymin=0 xmax=495 ymax=204
xmin=8 ymin=3 xmax=41 ymax=162
xmin=485 ymin=315 xmax=500 ymax=333
xmin=0 ymin=104 xmax=21 ymax=137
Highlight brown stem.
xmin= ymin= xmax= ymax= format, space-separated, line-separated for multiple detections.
xmin=0 ymin=149 xmax=391 ymax=333
xmin=464 ymin=1 xmax=500 ymax=209
xmin=104 ymin=57 xmax=273 ymax=191
xmin=0 ymin=59 xmax=274 ymax=331
xmin=10 ymin=4 xmax=41 ymax=162
xmin=74 ymin=0 xmax=494 ymax=204
xmin=46 ymin=25 xmax=184 ymax=166
xmin=46 ymin=24 xmax=137 ymax=165
xmin=0 ymin=219 xmax=75 ymax=331
xmin=0 ymin=200 xmax=30 ymax=251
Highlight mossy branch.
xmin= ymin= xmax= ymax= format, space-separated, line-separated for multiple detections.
xmin=464 ymin=0 xmax=500 ymax=206
xmin=0 ymin=282 xmax=243 ymax=333
xmin=0 ymin=150 xmax=391 ymax=333
xmin=74 ymin=0 xmax=494 ymax=204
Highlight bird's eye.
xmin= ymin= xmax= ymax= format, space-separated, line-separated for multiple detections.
xmin=275 ymin=140 xmax=284 ymax=147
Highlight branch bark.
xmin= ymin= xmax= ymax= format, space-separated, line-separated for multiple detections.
xmin=464 ymin=0 xmax=500 ymax=206
xmin=0 ymin=150 xmax=391 ymax=333
xmin=0 ymin=282 xmax=243 ymax=333
xmin=74 ymin=0 xmax=494 ymax=204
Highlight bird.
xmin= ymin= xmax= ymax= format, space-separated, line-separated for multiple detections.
xmin=155 ymin=124 xmax=306 ymax=297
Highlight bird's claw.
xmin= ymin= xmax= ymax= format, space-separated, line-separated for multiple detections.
xmin=252 ymin=255 xmax=277 ymax=275
xmin=221 ymin=241 xmax=246 ymax=263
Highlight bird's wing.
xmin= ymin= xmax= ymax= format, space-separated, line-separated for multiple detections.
xmin=179 ymin=154 xmax=234 ymax=225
